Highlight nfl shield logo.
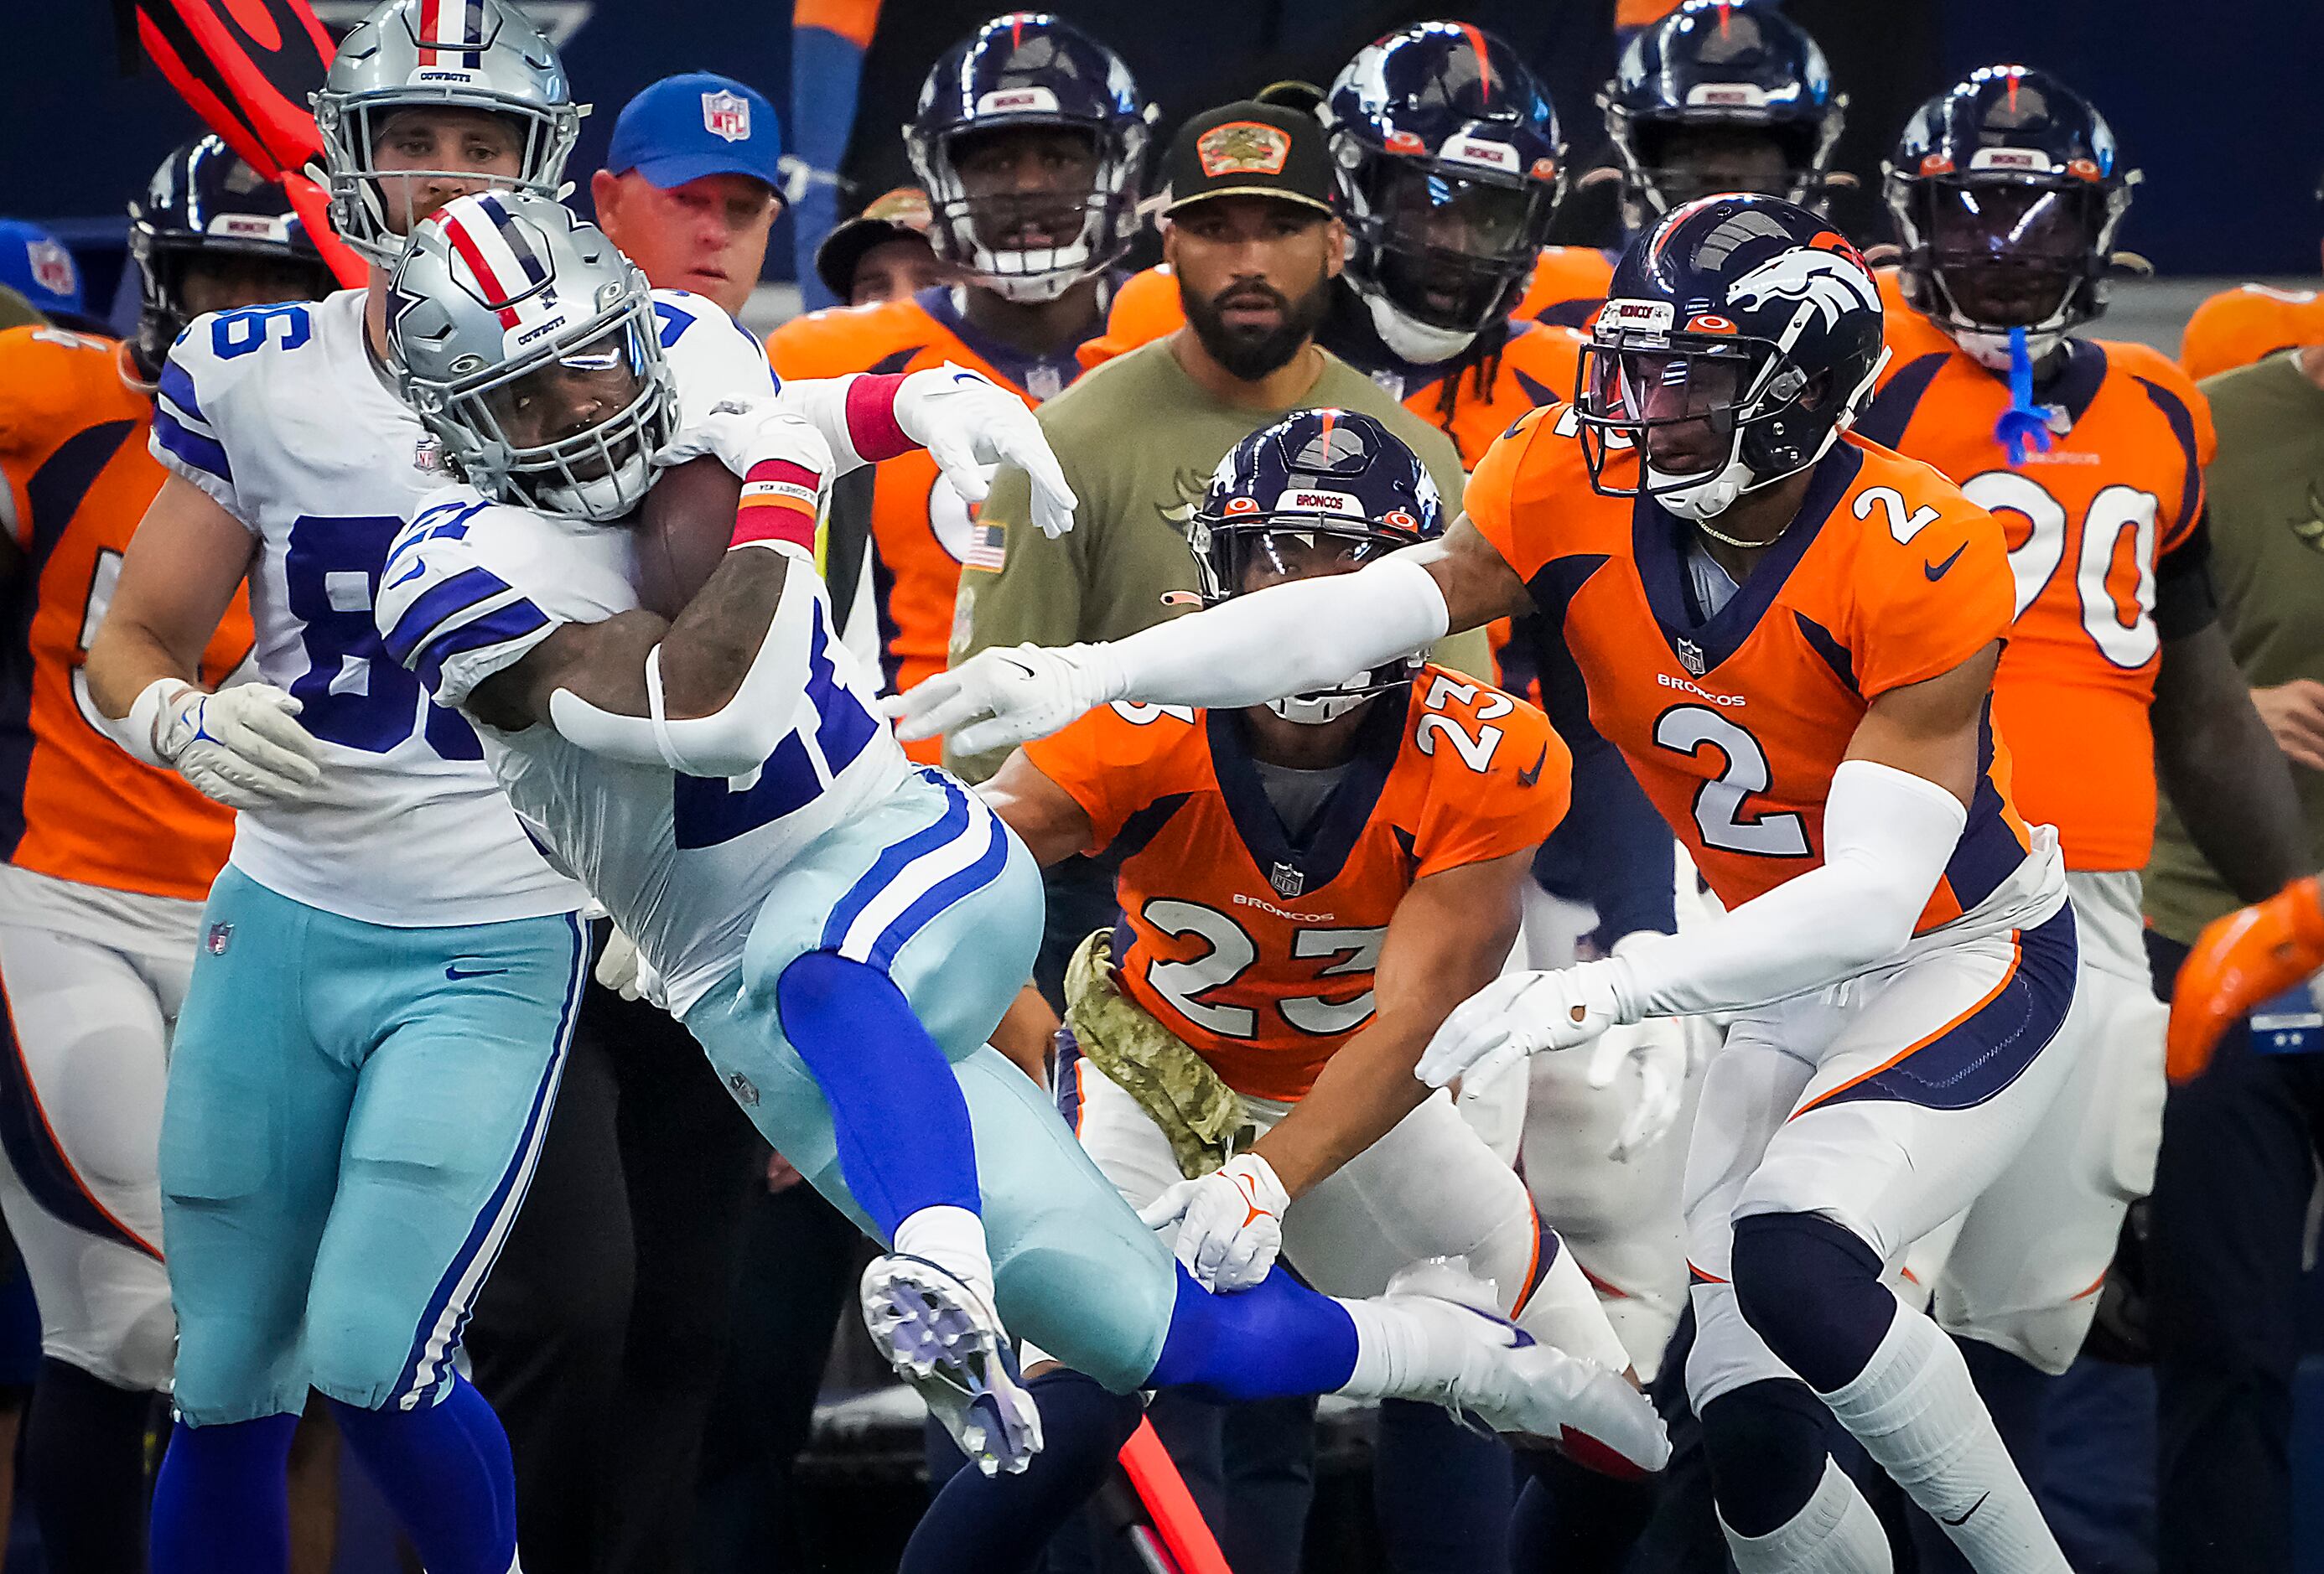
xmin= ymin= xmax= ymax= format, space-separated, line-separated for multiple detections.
xmin=205 ymin=923 xmax=233 ymax=956
xmin=26 ymin=238 xmax=75 ymax=300
xmin=413 ymin=435 xmax=444 ymax=474
xmin=701 ymin=90 xmax=751 ymax=143
xmin=1269 ymin=862 xmax=1305 ymax=899
xmin=1677 ymin=637 xmax=1706 ymax=677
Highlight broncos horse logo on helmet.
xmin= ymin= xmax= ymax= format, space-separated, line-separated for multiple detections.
xmin=1189 ymin=407 xmax=1443 ymax=724
xmin=1575 ymin=194 xmax=1886 ymax=523
xmin=1726 ymin=244 xmax=1882 ymax=336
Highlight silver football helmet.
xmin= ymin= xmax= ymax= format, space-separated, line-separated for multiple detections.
xmin=313 ymin=0 xmax=584 ymax=266
xmin=387 ymin=191 xmax=674 ymax=522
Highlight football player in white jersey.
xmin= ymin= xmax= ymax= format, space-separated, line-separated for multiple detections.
xmin=80 ymin=4 xmax=1082 ymax=1569
xmin=374 ymin=189 xmax=1670 ymax=1498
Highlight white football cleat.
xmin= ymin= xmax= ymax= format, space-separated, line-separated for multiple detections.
xmin=859 ymin=1253 xmax=1043 ymax=1477
xmin=1385 ymin=1260 xmax=1671 ymax=1479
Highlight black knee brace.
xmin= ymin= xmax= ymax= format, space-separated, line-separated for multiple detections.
xmin=1729 ymin=1210 xmax=1893 ymax=1393
xmin=1699 ymin=1378 xmax=1833 ymax=1539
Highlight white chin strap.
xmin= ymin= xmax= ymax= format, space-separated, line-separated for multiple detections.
xmin=539 ymin=451 xmax=655 ymax=523
xmin=1948 ymin=323 xmax=2066 ymax=372
xmin=1268 ymin=676 xmax=1375 ymax=726
xmin=970 ymin=238 xmax=1096 ymax=304
xmin=1647 ymin=454 xmax=1756 ymax=522
xmin=1361 ymin=287 xmax=1479 ymax=367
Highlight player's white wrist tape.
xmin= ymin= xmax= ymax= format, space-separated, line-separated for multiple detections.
xmin=109 ymin=678 xmax=192 ymax=769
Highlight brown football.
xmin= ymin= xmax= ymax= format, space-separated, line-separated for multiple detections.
xmin=633 ymin=456 xmax=740 ymax=618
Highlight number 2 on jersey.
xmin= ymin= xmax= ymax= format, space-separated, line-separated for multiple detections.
xmin=283 ymin=515 xmax=479 ymax=758
xmin=1652 ymin=705 xmax=1810 ymax=857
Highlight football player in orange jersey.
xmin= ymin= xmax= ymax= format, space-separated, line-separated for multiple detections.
xmin=0 ymin=137 xmax=329 ymax=1573
xmin=1075 ymin=26 xmax=1703 ymax=1416
xmin=1514 ymin=0 xmax=1851 ymax=329
xmin=1861 ymin=70 xmax=2309 ymax=1552
xmin=767 ymin=13 xmax=1146 ymax=763
xmin=903 ymin=195 xmax=2088 ymax=1573
xmin=900 ymin=407 xmax=1663 ymax=1574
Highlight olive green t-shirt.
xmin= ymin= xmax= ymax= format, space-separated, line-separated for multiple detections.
xmin=945 ymin=336 xmax=1487 ymax=780
xmin=2146 ymin=352 xmax=2324 ymax=943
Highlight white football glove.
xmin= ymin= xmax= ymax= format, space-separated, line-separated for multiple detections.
xmin=1137 ymin=1153 xmax=1289 ymax=1293
xmin=593 ymin=926 xmax=662 ymax=1003
xmin=656 ymin=399 xmax=838 ymax=495
xmin=1416 ymin=961 xmax=1627 ymax=1092
xmin=884 ymin=641 xmax=1125 ymax=757
xmin=1586 ymin=1019 xmax=1687 ymax=1162
xmin=894 ymin=364 xmax=1077 ymax=541
xmin=132 ymin=680 xmax=323 ymax=811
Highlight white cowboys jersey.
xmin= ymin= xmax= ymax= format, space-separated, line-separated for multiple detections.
xmin=151 ymin=285 xmax=778 ymax=925
xmin=373 ymin=491 xmax=910 ymax=1017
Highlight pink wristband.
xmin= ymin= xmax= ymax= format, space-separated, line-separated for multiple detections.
xmin=843 ymin=372 xmax=914 ymax=462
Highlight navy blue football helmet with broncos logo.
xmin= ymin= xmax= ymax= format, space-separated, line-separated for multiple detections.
xmin=1574 ymin=193 xmax=1886 ymax=521
xmin=1190 ymin=408 xmax=1444 ymax=723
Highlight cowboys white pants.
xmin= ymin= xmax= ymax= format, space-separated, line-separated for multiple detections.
xmin=1057 ymin=1043 xmax=1632 ymax=1375
xmin=1683 ymin=871 xmax=2083 ymax=1411
xmin=1906 ymin=871 xmax=2166 ymax=1373
xmin=0 ymin=864 xmax=185 ymax=1392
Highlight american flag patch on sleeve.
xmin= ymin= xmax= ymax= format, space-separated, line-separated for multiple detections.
xmin=963 ymin=520 xmax=1007 ymax=572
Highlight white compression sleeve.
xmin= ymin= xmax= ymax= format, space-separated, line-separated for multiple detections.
xmin=1606 ymin=759 xmax=1967 ymax=1021
xmin=768 ymin=375 xmax=871 ymax=474
xmin=1108 ymin=551 xmax=1451 ymax=711
xmin=546 ymin=544 xmax=817 ymax=776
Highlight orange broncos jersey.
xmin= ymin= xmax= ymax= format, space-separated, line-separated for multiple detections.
xmin=1023 ymin=667 xmax=1570 ymax=1101
xmin=1855 ymin=325 xmax=2214 ymax=872
xmin=769 ymin=287 xmax=1096 ymax=763
xmin=1516 ymin=244 xmax=1618 ymax=329
xmin=2178 ymin=282 xmax=2324 ymax=383
xmin=1078 ymin=263 xmax=1586 ymax=470
xmin=0 ymin=325 xmax=251 ymax=899
xmin=1466 ymin=407 xmax=2031 ymax=929
xmin=1874 ymin=267 xmax=1961 ymax=366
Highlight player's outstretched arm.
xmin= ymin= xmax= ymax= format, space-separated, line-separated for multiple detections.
xmin=1419 ymin=646 xmax=2000 ymax=1090
xmin=891 ymin=516 xmax=1533 ymax=758
xmin=85 ymin=474 xmax=320 ymax=809
xmin=2153 ymin=619 xmax=2314 ymax=904
xmin=977 ymin=749 xmax=1100 ymax=868
xmin=1144 ymin=847 xmax=1531 ymax=1292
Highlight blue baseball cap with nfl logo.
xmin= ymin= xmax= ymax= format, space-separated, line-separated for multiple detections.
xmin=605 ymin=72 xmax=785 ymax=193
xmin=0 ymin=220 xmax=84 ymax=318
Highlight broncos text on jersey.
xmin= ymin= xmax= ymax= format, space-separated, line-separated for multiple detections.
xmin=1465 ymin=405 xmax=2034 ymax=933
xmin=1021 ymin=666 xmax=1569 ymax=1101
